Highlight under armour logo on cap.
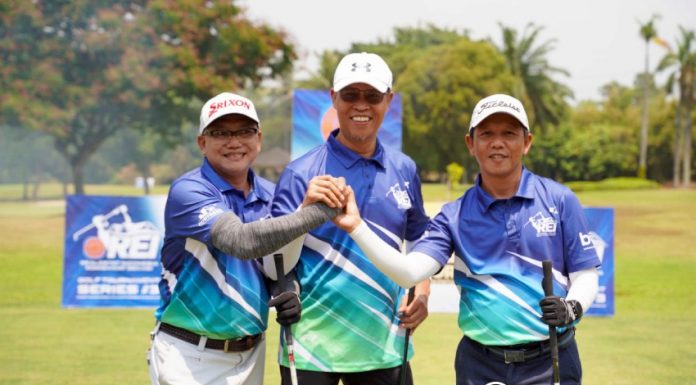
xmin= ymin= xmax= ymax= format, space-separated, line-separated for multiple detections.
xmin=351 ymin=62 xmax=372 ymax=72
xmin=333 ymin=52 xmax=392 ymax=93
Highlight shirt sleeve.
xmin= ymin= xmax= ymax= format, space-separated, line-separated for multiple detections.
xmin=405 ymin=168 xmax=430 ymax=242
xmin=560 ymin=189 xmax=602 ymax=273
xmin=410 ymin=206 xmax=456 ymax=266
xmin=272 ymin=168 xmax=307 ymax=217
xmin=165 ymin=178 xmax=227 ymax=245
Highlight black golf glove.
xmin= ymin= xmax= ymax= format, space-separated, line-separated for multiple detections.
xmin=540 ymin=296 xmax=583 ymax=327
xmin=268 ymin=270 xmax=301 ymax=326
xmin=268 ymin=291 xmax=301 ymax=326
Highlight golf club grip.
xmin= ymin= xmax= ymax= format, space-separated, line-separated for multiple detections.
xmin=542 ymin=260 xmax=553 ymax=296
xmin=273 ymin=254 xmax=298 ymax=385
xmin=542 ymin=260 xmax=561 ymax=384
xmin=274 ymin=253 xmax=286 ymax=286
xmin=407 ymin=285 xmax=415 ymax=305
xmin=273 ymin=254 xmax=293 ymax=342
xmin=399 ymin=287 xmax=416 ymax=385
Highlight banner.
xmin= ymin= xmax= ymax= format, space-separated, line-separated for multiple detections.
xmin=429 ymin=207 xmax=615 ymax=316
xmin=583 ymin=207 xmax=615 ymax=316
xmin=62 ymin=195 xmax=166 ymax=308
xmin=62 ymin=196 xmax=614 ymax=314
xmin=291 ymin=89 xmax=403 ymax=160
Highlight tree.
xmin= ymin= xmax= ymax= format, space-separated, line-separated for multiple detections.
xmin=0 ymin=1 xmax=295 ymax=194
xmin=657 ymin=26 xmax=696 ymax=187
xmin=297 ymin=25 xmax=467 ymax=91
xmin=496 ymin=23 xmax=573 ymax=133
xmin=398 ymin=38 xmax=516 ymax=177
xmin=637 ymin=14 xmax=660 ymax=178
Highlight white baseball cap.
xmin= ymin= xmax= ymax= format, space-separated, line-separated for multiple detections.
xmin=199 ymin=92 xmax=259 ymax=134
xmin=468 ymin=94 xmax=530 ymax=133
xmin=333 ymin=52 xmax=393 ymax=93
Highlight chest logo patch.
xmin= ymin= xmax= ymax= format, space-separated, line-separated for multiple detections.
xmin=526 ymin=211 xmax=558 ymax=237
xmin=386 ymin=182 xmax=412 ymax=210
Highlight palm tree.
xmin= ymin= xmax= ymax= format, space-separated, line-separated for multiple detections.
xmin=657 ymin=26 xmax=696 ymax=187
xmin=637 ymin=15 xmax=660 ymax=179
xmin=497 ymin=23 xmax=573 ymax=133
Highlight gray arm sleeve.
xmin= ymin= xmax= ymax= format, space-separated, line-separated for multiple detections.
xmin=211 ymin=203 xmax=339 ymax=259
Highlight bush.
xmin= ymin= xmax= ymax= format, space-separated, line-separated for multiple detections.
xmin=564 ymin=177 xmax=660 ymax=192
xmin=445 ymin=162 xmax=464 ymax=189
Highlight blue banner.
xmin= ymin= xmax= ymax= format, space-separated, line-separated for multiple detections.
xmin=291 ymin=89 xmax=403 ymax=160
xmin=583 ymin=207 xmax=615 ymax=316
xmin=62 ymin=195 xmax=166 ymax=308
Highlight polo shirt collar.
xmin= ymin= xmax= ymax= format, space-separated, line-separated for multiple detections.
xmin=201 ymin=158 xmax=270 ymax=204
xmin=327 ymin=129 xmax=386 ymax=169
xmin=474 ymin=167 xmax=534 ymax=211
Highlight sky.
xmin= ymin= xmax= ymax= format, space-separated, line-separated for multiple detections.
xmin=241 ymin=0 xmax=695 ymax=102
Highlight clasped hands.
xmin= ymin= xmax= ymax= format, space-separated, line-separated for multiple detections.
xmin=301 ymin=175 xmax=361 ymax=233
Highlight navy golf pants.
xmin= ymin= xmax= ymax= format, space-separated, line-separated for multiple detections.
xmin=455 ymin=335 xmax=582 ymax=385
xmin=280 ymin=363 xmax=412 ymax=385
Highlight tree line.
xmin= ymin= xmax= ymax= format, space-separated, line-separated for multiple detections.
xmin=1 ymin=1 xmax=694 ymax=197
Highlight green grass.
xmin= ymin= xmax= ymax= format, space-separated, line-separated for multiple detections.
xmin=0 ymin=183 xmax=170 ymax=201
xmin=1 ymin=187 xmax=695 ymax=384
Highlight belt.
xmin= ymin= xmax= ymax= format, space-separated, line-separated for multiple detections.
xmin=159 ymin=322 xmax=262 ymax=353
xmin=471 ymin=328 xmax=575 ymax=364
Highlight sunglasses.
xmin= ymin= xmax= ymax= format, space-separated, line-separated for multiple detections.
xmin=338 ymin=88 xmax=388 ymax=105
xmin=204 ymin=127 xmax=259 ymax=140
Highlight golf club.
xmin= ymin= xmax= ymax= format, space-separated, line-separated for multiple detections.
xmin=400 ymin=286 xmax=415 ymax=385
xmin=542 ymin=260 xmax=561 ymax=385
xmin=274 ymin=253 xmax=299 ymax=385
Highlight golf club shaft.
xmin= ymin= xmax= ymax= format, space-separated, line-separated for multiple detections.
xmin=274 ymin=253 xmax=299 ymax=385
xmin=400 ymin=286 xmax=416 ymax=385
xmin=542 ymin=260 xmax=561 ymax=385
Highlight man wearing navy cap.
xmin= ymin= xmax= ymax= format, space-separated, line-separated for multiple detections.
xmin=334 ymin=93 xmax=601 ymax=385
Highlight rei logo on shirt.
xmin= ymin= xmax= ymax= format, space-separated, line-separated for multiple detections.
xmin=386 ymin=182 xmax=412 ymax=210
xmin=526 ymin=211 xmax=558 ymax=237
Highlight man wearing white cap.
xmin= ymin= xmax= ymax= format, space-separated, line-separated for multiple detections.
xmin=148 ymin=92 xmax=349 ymax=385
xmin=271 ymin=52 xmax=431 ymax=385
xmin=332 ymin=93 xmax=601 ymax=384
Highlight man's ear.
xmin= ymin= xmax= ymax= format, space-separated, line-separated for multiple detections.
xmin=197 ymin=134 xmax=206 ymax=152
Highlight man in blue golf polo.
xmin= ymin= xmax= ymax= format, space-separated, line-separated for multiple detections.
xmin=272 ymin=52 xmax=431 ymax=385
xmin=334 ymin=93 xmax=601 ymax=385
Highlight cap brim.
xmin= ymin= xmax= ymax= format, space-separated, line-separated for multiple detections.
xmin=333 ymin=76 xmax=389 ymax=93
xmin=469 ymin=110 xmax=529 ymax=132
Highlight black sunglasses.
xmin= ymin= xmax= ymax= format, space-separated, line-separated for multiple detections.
xmin=338 ymin=88 xmax=388 ymax=105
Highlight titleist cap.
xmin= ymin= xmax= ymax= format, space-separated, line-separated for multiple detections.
xmin=199 ymin=92 xmax=259 ymax=134
xmin=333 ymin=52 xmax=393 ymax=93
xmin=469 ymin=94 xmax=530 ymax=133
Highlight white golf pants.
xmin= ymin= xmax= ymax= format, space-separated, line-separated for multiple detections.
xmin=147 ymin=329 xmax=266 ymax=385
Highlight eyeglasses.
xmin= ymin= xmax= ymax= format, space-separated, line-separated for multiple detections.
xmin=338 ymin=88 xmax=388 ymax=105
xmin=204 ymin=127 xmax=259 ymax=140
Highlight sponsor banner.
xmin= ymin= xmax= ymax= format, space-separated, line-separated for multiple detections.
xmin=62 ymin=195 xmax=166 ymax=308
xmin=429 ymin=207 xmax=615 ymax=316
xmin=583 ymin=207 xmax=615 ymax=316
xmin=291 ymin=89 xmax=403 ymax=159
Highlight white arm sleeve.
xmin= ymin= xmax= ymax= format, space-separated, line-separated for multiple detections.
xmin=566 ymin=267 xmax=600 ymax=313
xmin=350 ymin=221 xmax=441 ymax=288
xmin=261 ymin=235 xmax=305 ymax=280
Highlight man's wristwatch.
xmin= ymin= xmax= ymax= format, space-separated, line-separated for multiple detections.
xmin=568 ymin=299 xmax=583 ymax=321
